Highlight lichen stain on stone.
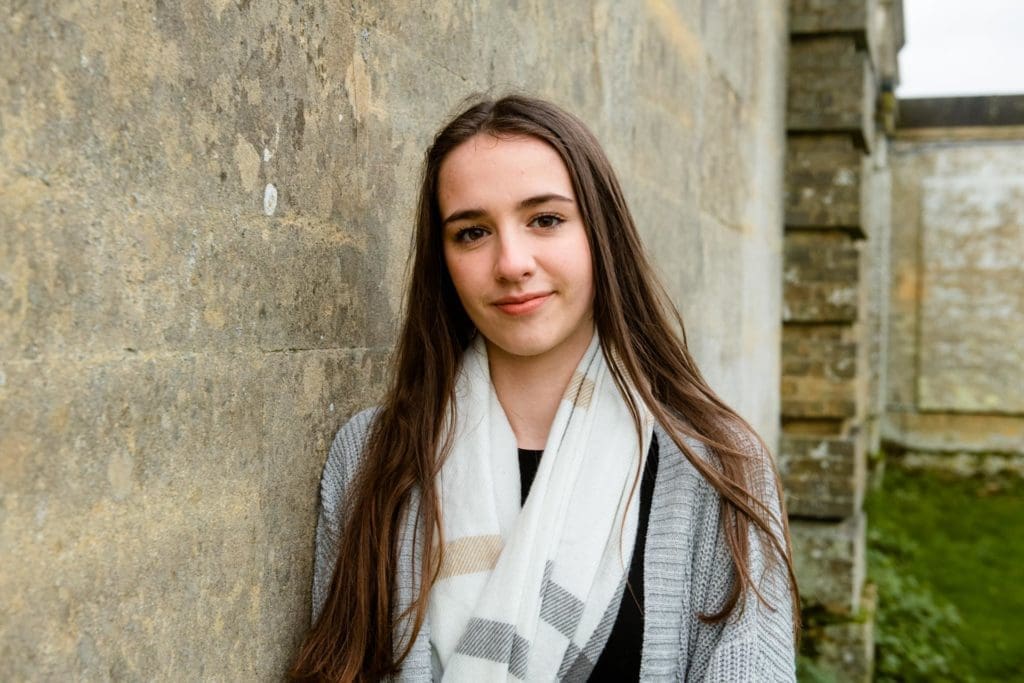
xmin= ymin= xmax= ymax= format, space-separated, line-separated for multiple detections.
xmin=143 ymin=39 xmax=184 ymax=88
xmin=834 ymin=168 xmax=856 ymax=186
xmin=241 ymin=75 xmax=263 ymax=106
xmin=302 ymin=360 xmax=324 ymax=403
xmin=203 ymin=305 xmax=226 ymax=329
xmin=0 ymin=433 xmax=34 ymax=487
xmin=343 ymin=51 xmax=386 ymax=124
xmin=234 ymin=134 xmax=260 ymax=193
xmin=1 ymin=108 xmax=44 ymax=176
xmin=67 ymin=8 xmax=184 ymax=109
xmin=211 ymin=74 xmax=235 ymax=115
xmin=49 ymin=400 xmax=71 ymax=434
xmin=107 ymin=450 xmax=135 ymax=501
xmin=1 ymin=208 xmax=34 ymax=339
xmin=644 ymin=0 xmax=702 ymax=69
xmin=894 ymin=267 xmax=918 ymax=304
xmin=208 ymin=0 xmax=234 ymax=22
xmin=51 ymin=70 xmax=77 ymax=119
xmin=293 ymin=99 xmax=305 ymax=151
xmin=827 ymin=288 xmax=856 ymax=306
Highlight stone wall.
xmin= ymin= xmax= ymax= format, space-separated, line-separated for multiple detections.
xmin=780 ymin=0 xmax=904 ymax=678
xmin=886 ymin=97 xmax=1024 ymax=471
xmin=0 ymin=1 xmax=788 ymax=678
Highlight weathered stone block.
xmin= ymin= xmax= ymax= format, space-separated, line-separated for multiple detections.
xmin=791 ymin=514 xmax=866 ymax=614
xmin=787 ymin=36 xmax=876 ymax=149
xmin=791 ymin=0 xmax=905 ymax=88
xmin=805 ymin=583 xmax=877 ymax=683
xmin=785 ymin=134 xmax=864 ymax=232
xmin=916 ymin=162 xmax=1024 ymax=414
xmin=779 ymin=433 xmax=865 ymax=519
xmin=783 ymin=231 xmax=861 ymax=322
xmin=781 ymin=324 xmax=858 ymax=418
xmin=897 ymin=450 xmax=1024 ymax=478
xmin=0 ymin=347 xmax=391 ymax=679
xmin=700 ymin=0 xmax=761 ymax=96
xmin=699 ymin=71 xmax=749 ymax=229
xmin=884 ymin=411 xmax=1024 ymax=457
xmin=0 ymin=203 xmax=400 ymax=361
xmin=790 ymin=0 xmax=873 ymax=38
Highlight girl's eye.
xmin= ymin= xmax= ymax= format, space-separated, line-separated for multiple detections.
xmin=530 ymin=214 xmax=565 ymax=229
xmin=454 ymin=226 xmax=488 ymax=243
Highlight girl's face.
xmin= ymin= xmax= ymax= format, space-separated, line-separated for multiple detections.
xmin=438 ymin=133 xmax=595 ymax=365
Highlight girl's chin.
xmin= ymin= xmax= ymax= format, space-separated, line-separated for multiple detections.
xmin=481 ymin=332 xmax=579 ymax=361
xmin=482 ymin=334 xmax=549 ymax=359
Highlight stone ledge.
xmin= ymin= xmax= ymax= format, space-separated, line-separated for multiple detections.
xmin=804 ymin=582 xmax=878 ymax=683
xmin=780 ymin=433 xmax=866 ymax=518
xmin=791 ymin=514 xmax=866 ymax=614
xmin=790 ymin=0 xmax=905 ymax=87
xmin=893 ymin=451 xmax=1024 ymax=479
xmin=790 ymin=0 xmax=873 ymax=42
xmin=783 ymin=231 xmax=861 ymax=322
xmin=782 ymin=324 xmax=859 ymax=419
xmin=787 ymin=36 xmax=876 ymax=150
xmin=785 ymin=134 xmax=864 ymax=234
xmin=883 ymin=411 xmax=1024 ymax=456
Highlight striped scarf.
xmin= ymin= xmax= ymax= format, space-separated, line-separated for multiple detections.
xmin=427 ymin=333 xmax=653 ymax=681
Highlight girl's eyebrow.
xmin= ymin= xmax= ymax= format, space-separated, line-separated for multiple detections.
xmin=518 ymin=193 xmax=574 ymax=209
xmin=442 ymin=193 xmax=574 ymax=227
xmin=442 ymin=207 xmax=487 ymax=227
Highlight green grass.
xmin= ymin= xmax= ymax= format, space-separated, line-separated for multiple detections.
xmin=796 ymin=653 xmax=840 ymax=683
xmin=865 ymin=463 xmax=1024 ymax=682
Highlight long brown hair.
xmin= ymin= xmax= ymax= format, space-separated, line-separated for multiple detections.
xmin=290 ymin=94 xmax=800 ymax=681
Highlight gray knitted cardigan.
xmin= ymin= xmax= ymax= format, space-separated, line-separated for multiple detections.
xmin=311 ymin=408 xmax=797 ymax=682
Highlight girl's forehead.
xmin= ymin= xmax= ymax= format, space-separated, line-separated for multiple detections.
xmin=437 ymin=134 xmax=574 ymax=211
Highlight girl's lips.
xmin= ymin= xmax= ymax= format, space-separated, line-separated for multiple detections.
xmin=494 ymin=293 xmax=552 ymax=316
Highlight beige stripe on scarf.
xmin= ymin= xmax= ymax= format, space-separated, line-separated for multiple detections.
xmin=439 ymin=534 xmax=504 ymax=580
xmin=564 ymin=372 xmax=596 ymax=408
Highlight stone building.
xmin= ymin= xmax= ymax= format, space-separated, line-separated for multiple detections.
xmin=0 ymin=1 xmax=957 ymax=680
xmin=886 ymin=95 xmax=1024 ymax=475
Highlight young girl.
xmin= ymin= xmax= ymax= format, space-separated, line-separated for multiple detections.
xmin=291 ymin=95 xmax=799 ymax=682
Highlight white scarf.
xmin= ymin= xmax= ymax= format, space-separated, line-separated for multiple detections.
xmin=427 ymin=334 xmax=654 ymax=681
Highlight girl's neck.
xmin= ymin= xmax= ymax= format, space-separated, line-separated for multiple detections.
xmin=485 ymin=327 xmax=594 ymax=450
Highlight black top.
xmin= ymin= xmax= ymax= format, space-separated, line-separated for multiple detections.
xmin=517 ymin=435 xmax=660 ymax=681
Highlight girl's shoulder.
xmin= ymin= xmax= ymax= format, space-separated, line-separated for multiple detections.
xmin=311 ymin=406 xmax=381 ymax=624
xmin=652 ymin=417 xmax=779 ymax=500
xmin=651 ymin=420 xmax=722 ymax=479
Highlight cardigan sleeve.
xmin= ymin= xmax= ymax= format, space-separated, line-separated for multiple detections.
xmin=311 ymin=407 xmax=379 ymax=625
xmin=308 ymin=407 xmax=434 ymax=681
xmin=684 ymin=437 xmax=797 ymax=682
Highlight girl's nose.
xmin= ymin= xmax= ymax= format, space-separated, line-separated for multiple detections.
xmin=494 ymin=228 xmax=535 ymax=283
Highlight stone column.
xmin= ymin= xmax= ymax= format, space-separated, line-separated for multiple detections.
xmin=780 ymin=1 xmax=903 ymax=679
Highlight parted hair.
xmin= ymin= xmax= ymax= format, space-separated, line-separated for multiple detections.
xmin=290 ymin=94 xmax=800 ymax=682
